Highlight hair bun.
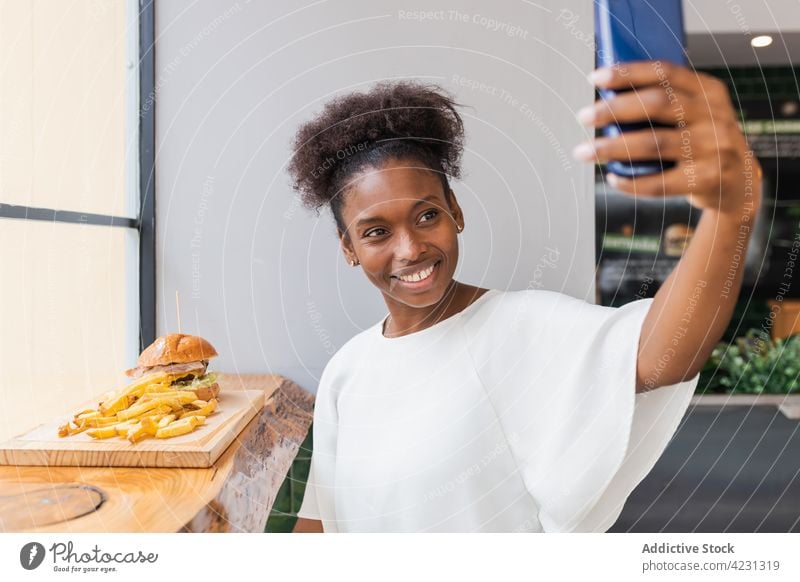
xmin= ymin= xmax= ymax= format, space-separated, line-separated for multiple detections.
xmin=288 ymin=80 xmax=466 ymax=223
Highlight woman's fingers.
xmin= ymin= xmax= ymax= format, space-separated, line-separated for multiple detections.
xmin=575 ymin=128 xmax=682 ymax=162
xmin=604 ymin=165 xmax=696 ymax=198
xmin=578 ymin=61 xmax=753 ymax=210
xmin=581 ymin=87 xmax=695 ymax=126
xmin=574 ymin=124 xmax=724 ymax=164
xmin=591 ymin=61 xmax=705 ymax=95
xmin=577 ymin=121 xmax=733 ymax=196
xmin=581 ymin=63 xmax=735 ymax=128
xmin=604 ymin=158 xmax=727 ymax=200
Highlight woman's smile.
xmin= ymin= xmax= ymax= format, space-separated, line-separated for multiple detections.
xmin=390 ymin=259 xmax=442 ymax=291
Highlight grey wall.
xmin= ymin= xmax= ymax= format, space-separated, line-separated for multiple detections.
xmin=683 ymin=0 xmax=800 ymax=67
xmin=683 ymin=0 xmax=800 ymax=34
xmin=155 ymin=0 xmax=594 ymax=393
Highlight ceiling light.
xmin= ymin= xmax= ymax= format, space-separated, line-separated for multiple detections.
xmin=751 ymin=35 xmax=773 ymax=48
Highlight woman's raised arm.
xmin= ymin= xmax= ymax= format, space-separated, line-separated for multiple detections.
xmin=573 ymin=61 xmax=762 ymax=392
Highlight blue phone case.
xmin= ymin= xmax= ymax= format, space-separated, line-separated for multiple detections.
xmin=594 ymin=0 xmax=688 ymax=177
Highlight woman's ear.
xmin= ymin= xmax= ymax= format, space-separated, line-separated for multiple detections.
xmin=446 ymin=188 xmax=465 ymax=230
xmin=338 ymin=228 xmax=358 ymax=265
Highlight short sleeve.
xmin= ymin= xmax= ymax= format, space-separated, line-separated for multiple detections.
xmin=295 ymin=361 xmax=341 ymax=532
xmin=467 ymin=291 xmax=698 ymax=533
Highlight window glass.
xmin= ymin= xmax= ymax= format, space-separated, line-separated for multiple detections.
xmin=0 ymin=0 xmax=130 ymax=217
xmin=0 ymin=220 xmax=137 ymax=442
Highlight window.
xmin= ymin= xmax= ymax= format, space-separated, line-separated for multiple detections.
xmin=0 ymin=0 xmax=154 ymax=441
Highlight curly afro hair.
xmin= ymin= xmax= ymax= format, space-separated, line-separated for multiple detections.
xmin=287 ymin=80 xmax=466 ymax=237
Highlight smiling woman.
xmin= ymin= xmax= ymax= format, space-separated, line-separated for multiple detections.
xmin=288 ymin=81 xmax=488 ymax=338
xmin=285 ymin=79 xmax=728 ymax=533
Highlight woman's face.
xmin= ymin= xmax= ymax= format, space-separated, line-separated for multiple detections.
xmin=338 ymin=157 xmax=464 ymax=309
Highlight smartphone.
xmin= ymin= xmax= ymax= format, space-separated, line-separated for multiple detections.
xmin=594 ymin=0 xmax=688 ymax=177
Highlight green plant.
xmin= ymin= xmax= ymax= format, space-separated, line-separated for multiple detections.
xmin=264 ymin=424 xmax=313 ymax=533
xmin=699 ymin=329 xmax=800 ymax=394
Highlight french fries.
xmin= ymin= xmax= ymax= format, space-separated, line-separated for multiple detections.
xmin=126 ymin=416 xmax=161 ymax=443
xmin=179 ymin=398 xmax=217 ymax=420
xmin=57 ymin=373 xmax=220 ymax=444
xmin=156 ymin=415 xmax=205 ymax=438
xmin=87 ymin=425 xmax=124 ymax=439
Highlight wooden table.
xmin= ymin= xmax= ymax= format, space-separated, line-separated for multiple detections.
xmin=0 ymin=374 xmax=314 ymax=533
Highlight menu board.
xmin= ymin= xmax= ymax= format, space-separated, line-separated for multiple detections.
xmin=595 ymin=180 xmax=701 ymax=307
xmin=738 ymin=99 xmax=800 ymax=159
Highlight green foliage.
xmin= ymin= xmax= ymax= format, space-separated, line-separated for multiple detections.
xmin=699 ymin=329 xmax=800 ymax=394
xmin=264 ymin=424 xmax=313 ymax=533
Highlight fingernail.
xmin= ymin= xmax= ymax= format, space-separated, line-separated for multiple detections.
xmin=588 ymin=68 xmax=612 ymax=85
xmin=572 ymin=142 xmax=595 ymax=161
xmin=576 ymin=106 xmax=595 ymax=125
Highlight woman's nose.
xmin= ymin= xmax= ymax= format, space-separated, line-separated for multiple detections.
xmin=394 ymin=230 xmax=427 ymax=261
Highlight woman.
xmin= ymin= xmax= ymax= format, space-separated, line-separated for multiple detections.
xmin=289 ymin=62 xmax=761 ymax=532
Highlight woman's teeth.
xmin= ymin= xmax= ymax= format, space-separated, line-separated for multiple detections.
xmin=397 ymin=262 xmax=437 ymax=282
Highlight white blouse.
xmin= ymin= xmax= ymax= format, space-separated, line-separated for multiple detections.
xmin=297 ymin=288 xmax=698 ymax=532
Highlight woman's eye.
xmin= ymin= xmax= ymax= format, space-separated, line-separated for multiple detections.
xmin=420 ymin=209 xmax=439 ymax=222
xmin=364 ymin=210 xmax=438 ymax=237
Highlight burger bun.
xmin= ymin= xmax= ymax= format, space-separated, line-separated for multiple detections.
xmin=138 ymin=334 xmax=218 ymax=367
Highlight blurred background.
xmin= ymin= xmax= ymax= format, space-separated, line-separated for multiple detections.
xmin=1 ymin=0 xmax=798 ymax=532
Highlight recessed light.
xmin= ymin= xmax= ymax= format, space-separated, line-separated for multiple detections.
xmin=751 ymin=35 xmax=773 ymax=48
xmin=782 ymin=101 xmax=799 ymax=116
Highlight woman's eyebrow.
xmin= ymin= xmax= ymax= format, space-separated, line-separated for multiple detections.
xmin=355 ymin=194 xmax=440 ymax=227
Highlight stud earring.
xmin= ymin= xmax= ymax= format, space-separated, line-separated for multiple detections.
xmin=350 ymin=259 xmax=359 ymax=266
xmin=457 ymin=225 xmax=463 ymax=233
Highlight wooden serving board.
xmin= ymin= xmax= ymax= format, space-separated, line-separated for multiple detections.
xmin=0 ymin=389 xmax=264 ymax=468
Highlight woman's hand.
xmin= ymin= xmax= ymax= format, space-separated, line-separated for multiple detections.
xmin=573 ymin=60 xmax=762 ymax=217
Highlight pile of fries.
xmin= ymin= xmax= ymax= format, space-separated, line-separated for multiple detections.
xmin=57 ymin=371 xmax=219 ymax=443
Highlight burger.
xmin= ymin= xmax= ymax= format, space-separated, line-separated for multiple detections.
xmin=125 ymin=333 xmax=220 ymax=400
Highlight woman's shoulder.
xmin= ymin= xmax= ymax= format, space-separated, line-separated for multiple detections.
xmin=476 ymin=287 xmax=586 ymax=312
xmin=462 ymin=287 xmax=600 ymax=339
xmin=318 ymin=322 xmax=379 ymax=377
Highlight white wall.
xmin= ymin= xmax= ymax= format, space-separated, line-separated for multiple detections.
xmin=155 ymin=0 xmax=594 ymax=393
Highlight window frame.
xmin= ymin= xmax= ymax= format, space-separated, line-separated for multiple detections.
xmin=139 ymin=0 xmax=156 ymax=350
